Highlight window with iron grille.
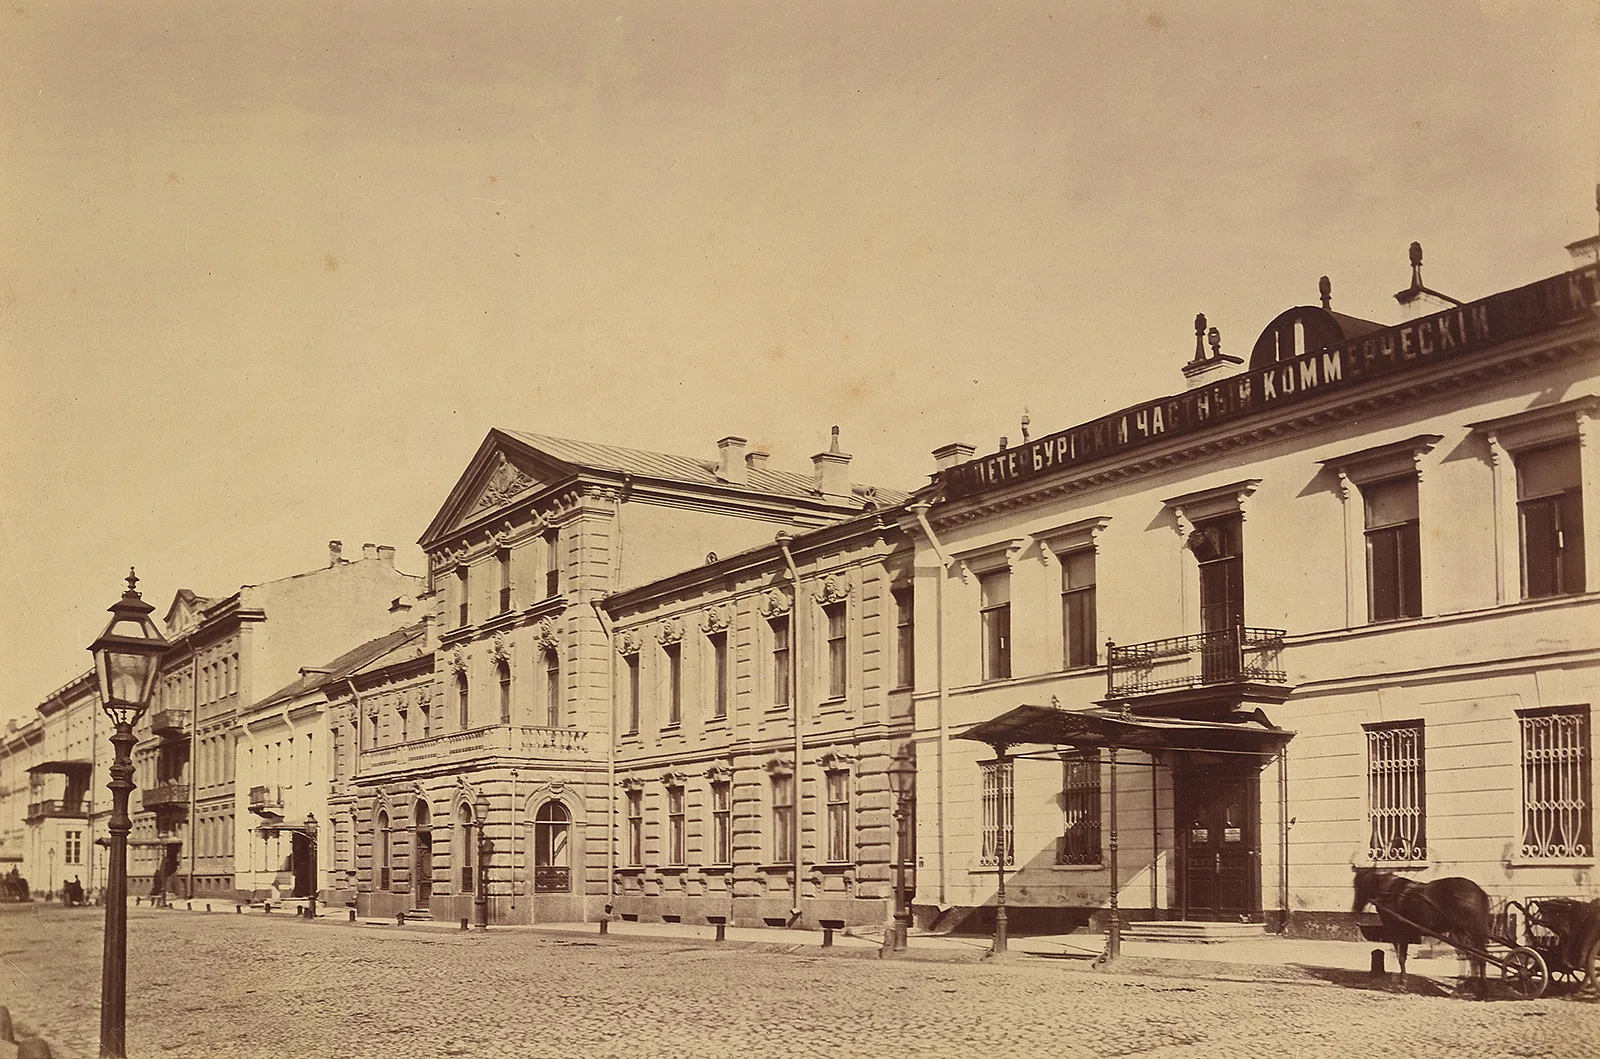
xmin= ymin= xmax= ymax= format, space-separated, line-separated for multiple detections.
xmin=544 ymin=649 xmax=560 ymax=727
xmin=770 ymin=616 xmax=791 ymax=709
xmin=1059 ymin=751 xmax=1101 ymax=865
xmin=1517 ymin=443 xmax=1585 ymax=599
xmin=979 ymin=759 xmax=1014 ymax=867
xmin=709 ymin=632 xmax=729 ymax=720
xmin=1518 ymin=705 xmax=1592 ymax=859
xmin=825 ymin=770 xmax=850 ymax=863
xmin=771 ymin=773 xmax=794 ymax=863
xmin=824 ymin=602 xmax=847 ymax=700
xmin=625 ymin=655 xmax=641 ymax=734
xmin=979 ymin=570 xmax=1011 ymax=681
xmin=711 ymin=780 xmax=732 ymax=865
xmin=1061 ymin=549 xmax=1097 ymax=668
xmin=626 ymin=790 xmax=643 ymax=866
xmin=893 ymin=587 xmax=914 ymax=689
xmin=1364 ymin=477 xmax=1422 ymax=622
xmin=1365 ymin=721 xmax=1426 ymax=862
xmin=498 ymin=661 xmax=512 ymax=725
xmin=664 ymin=642 xmax=682 ymax=726
xmin=667 ymin=785 xmax=686 ymax=865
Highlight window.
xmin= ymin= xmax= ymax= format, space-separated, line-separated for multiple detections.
xmin=534 ymin=801 xmax=571 ymax=892
xmin=626 ymin=790 xmax=643 ymax=866
xmin=64 ymin=829 xmax=83 ymax=866
xmin=625 ymin=655 xmax=641 ymax=734
xmin=1062 ymin=550 xmax=1097 ymax=668
xmin=893 ymin=587 xmax=914 ymax=689
xmin=378 ymin=811 xmax=392 ymax=889
xmin=458 ymin=804 xmax=475 ymax=891
xmin=1517 ymin=443 xmax=1585 ymax=599
xmin=497 ymin=661 xmax=512 ymax=724
xmin=456 ymin=671 xmax=470 ymax=730
xmin=667 ymin=785 xmax=685 ymax=865
xmin=1365 ymin=721 xmax=1426 ymax=862
xmin=770 ymin=616 xmax=791 ymax=708
xmin=456 ymin=566 xmax=470 ymax=627
xmin=497 ymin=549 xmax=513 ymax=613
xmin=1363 ymin=477 xmax=1421 ymax=621
xmin=979 ymin=570 xmax=1011 ymax=681
xmin=419 ymin=698 xmax=430 ymax=739
xmin=664 ymin=642 xmax=682 ymax=726
xmin=709 ymin=632 xmax=729 ymax=720
xmin=711 ymin=780 xmax=732 ymax=865
xmin=823 ymin=603 xmax=847 ymax=700
xmin=544 ymin=529 xmax=561 ymax=598
xmin=825 ymin=771 xmax=850 ymax=863
xmin=543 ymin=649 xmax=561 ymax=727
xmin=1518 ymin=705 xmax=1592 ymax=859
xmin=1059 ymin=751 xmax=1101 ymax=865
xmin=771 ymin=773 xmax=794 ymax=863
xmin=980 ymin=760 xmax=1014 ymax=866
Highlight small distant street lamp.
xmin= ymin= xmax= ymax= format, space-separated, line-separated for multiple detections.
xmin=89 ymin=570 xmax=168 ymax=1059
xmin=48 ymin=847 xmax=57 ymax=902
xmin=304 ymin=814 xmax=319 ymax=920
xmin=885 ymin=750 xmax=916 ymax=954
xmin=473 ymin=790 xmax=490 ymax=931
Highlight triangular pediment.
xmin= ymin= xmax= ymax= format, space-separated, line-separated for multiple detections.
xmin=419 ymin=430 xmax=582 ymax=548
xmin=162 ymin=590 xmax=210 ymax=638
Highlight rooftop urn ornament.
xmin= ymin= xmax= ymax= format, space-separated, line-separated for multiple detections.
xmin=1207 ymin=326 xmax=1221 ymax=359
xmin=1319 ymin=275 xmax=1332 ymax=310
xmin=1020 ymin=411 xmax=1031 ymax=444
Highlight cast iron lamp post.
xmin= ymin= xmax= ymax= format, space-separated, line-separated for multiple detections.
xmin=304 ymin=814 xmax=318 ymax=919
xmin=89 ymin=570 xmax=168 ymax=1059
xmin=885 ymin=750 xmax=915 ymax=954
xmin=473 ymin=791 xmax=490 ymax=930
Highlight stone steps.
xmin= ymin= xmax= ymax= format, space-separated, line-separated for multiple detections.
xmin=1121 ymin=921 xmax=1266 ymax=943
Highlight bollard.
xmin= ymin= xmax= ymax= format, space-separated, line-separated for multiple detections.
xmin=186 ymin=900 xmax=192 ymax=911
xmin=0 ymin=1004 xmax=15 ymax=1043
xmin=1370 ymin=949 xmax=1386 ymax=977
xmin=15 ymin=1036 xmax=51 ymax=1058
xmin=822 ymin=927 xmax=834 ymax=948
xmin=349 ymin=909 xmax=357 ymax=923
xmin=264 ymin=903 xmax=272 ymax=914
xmin=599 ymin=918 xmax=608 ymax=935
xmin=236 ymin=903 xmax=242 ymax=914
xmin=205 ymin=903 xmax=211 ymax=913
xmin=461 ymin=918 xmax=470 ymax=932
xmin=715 ymin=923 xmax=726 ymax=942
xmin=396 ymin=911 xmax=405 ymax=925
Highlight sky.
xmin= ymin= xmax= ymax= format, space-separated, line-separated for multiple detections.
xmin=2 ymin=1 xmax=1598 ymax=726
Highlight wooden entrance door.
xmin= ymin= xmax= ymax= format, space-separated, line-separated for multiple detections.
xmin=291 ymin=832 xmax=313 ymax=898
xmin=1176 ymin=764 xmax=1260 ymax=921
xmin=413 ymin=830 xmax=433 ymax=910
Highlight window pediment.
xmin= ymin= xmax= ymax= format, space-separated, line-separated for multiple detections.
xmin=952 ymin=537 xmax=1029 ymax=583
xmin=1163 ymin=479 xmax=1260 ymax=540
xmin=1320 ymin=434 xmax=1443 ymax=487
xmin=1469 ymin=395 xmax=1599 ymax=454
xmin=1035 ymin=516 xmax=1111 ymax=565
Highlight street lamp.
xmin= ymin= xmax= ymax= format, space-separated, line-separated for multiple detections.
xmin=304 ymin=814 xmax=318 ymax=920
xmin=473 ymin=791 xmax=490 ymax=931
xmin=885 ymin=749 xmax=916 ymax=954
xmin=89 ymin=570 xmax=168 ymax=1059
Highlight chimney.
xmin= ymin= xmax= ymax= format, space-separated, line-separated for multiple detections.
xmin=1393 ymin=241 xmax=1462 ymax=321
xmin=932 ymin=442 xmax=975 ymax=471
xmin=1181 ymin=312 xmax=1243 ymax=391
xmin=715 ymin=436 xmax=749 ymax=485
xmin=362 ymin=543 xmax=378 ymax=561
xmin=328 ymin=540 xmax=344 ymax=566
xmin=811 ymin=426 xmax=852 ymax=496
xmin=745 ymin=446 xmax=770 ymax=472
xmin=377 ymin=545 xmax=396 ymax=567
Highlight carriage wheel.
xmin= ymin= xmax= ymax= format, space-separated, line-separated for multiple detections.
xmin=1584 ymin=936 xmax=1600 ymax=993
xmin=1501 ymin=947 xmax=1549 ymax=1000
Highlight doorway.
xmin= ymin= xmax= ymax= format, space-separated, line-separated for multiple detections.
xmin=413 ymin=801 xmax=432 ymax=911
xmin=1175 ymin=763 xmax=1260 ymax=921
xmin=290 ymin=831 xmax=313 ymax=898
xmin=1192 ymin=514 xmax=1244 ymax=683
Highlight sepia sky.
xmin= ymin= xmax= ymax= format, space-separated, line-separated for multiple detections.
xmin=2 ymin=1 xmax=1597 ymax=724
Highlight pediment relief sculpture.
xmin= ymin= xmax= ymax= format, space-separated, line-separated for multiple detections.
xmin=755 ymin=588 xmax=792 ymax=618
xmin=472 ymin=451 xmax=539 ymax=515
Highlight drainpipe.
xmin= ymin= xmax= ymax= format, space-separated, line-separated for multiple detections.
xmin=908 ymin=502 xmax=951 ymax=911
xmin=187 ymin=654 xmax=198 ymax=901
xmin=589 ymin=601 xmax=618 ymax=915
xmin=1278 ymin=745 xmax=1290 ymax=934
xmin=775 ymin=532 xmax=805 ymax=922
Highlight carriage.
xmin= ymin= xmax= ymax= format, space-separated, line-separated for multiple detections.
xmin=1353 ymin=869 xmax=1600 ymax=1000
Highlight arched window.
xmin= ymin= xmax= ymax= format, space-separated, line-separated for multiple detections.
xmin=497 ymin=660 xmax=512 ymax=725
xmin=377 ymin=810 xmax=391 ymax=890
xmin=534 ymin=800 xmax=571 ymax=893
xmin=457 ymin=672 xmax=470 ymax=730
xmin=458 ymin=802 xmax=475 ymax=892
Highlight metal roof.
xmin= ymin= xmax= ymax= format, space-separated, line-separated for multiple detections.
xmin=957 ymin=703 xmax=1293 ymax=757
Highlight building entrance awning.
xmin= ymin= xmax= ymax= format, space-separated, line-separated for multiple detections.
xmin=956 ymin=703 xmax=1293 ymax=760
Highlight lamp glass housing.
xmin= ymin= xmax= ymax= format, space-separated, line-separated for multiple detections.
xmin=89 ymin=572 xmax=168 ymax=726
xmin=888 ymin=751 xmax=916 ymax=800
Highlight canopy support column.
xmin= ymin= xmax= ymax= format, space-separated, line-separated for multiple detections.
xmin=1098 ymin=745 xmax=1122 ymax=964
xmin=991 ymin=747 xmax=1010 ymax=956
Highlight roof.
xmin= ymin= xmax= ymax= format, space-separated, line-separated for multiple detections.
xmin=501 ymin=430 xmax=911 ymax=506
xmin=957 ymin=703 xmax=1293 ymax=757
xmin=252 ymin=623 xmax=426 ymax=711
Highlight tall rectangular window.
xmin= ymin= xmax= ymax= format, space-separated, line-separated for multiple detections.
xmin=1365 ymin=721 xmax=1426 ymax=862
xmin=626 ymin=655 xmax=641 ymax=733
xmin=497 ymin=549 xmax=513 ymax=613
xmin=1062 ymin=550 xmax=1097 ymax=668
xmin=64 ymin=829 xmax=83 ymax=866
xmin=1517 ymin=443 xmax=1585 ymax=599
xmin=1364 ymin=477 xmax=1422 ymax=622
xmin=709 ymin=632 xmax=729 ymax=720
xmin=498 ymin=662 xmax=513 ymax=725
xmin=664 ymin=642 xmax=682 ymax=726
xmin=626 ymin=790 xmax=643 ymax=867
xmin=544 ymin=650 xmax=560 ymax=727
xmin=979 ymin=570 xmax=1011 ymax=681
xmin=456 ymin=566 xmax=470 ymax=627
xmin=980 ymin=759 xmax=1014 ymax=866
xmin=825 ymin=771 xmax=850 ymax=863
xmin=824 ymin=603 xmax=847 ymax=700
xmin=770 ymin=616 xmax=791 ymax=708
xmin=544 ymin=529 xmax=561 ymax=598
xmin=1518 ymin=705 xmax=1592 ymax=859
xmin=771 ymin=774 xmax=794 ymax=863
xmin=893 ymin=587 xmax=914 ymax=689
xmin=457 ymin=672 xmax=470 ymax=730
xmin=711 ymin=780 xmax=732 ymax=865
xmin=667 ymin=785 xmax=686 ymax=866
xmin=1059 ymin=751 xmax=1102 ymax=865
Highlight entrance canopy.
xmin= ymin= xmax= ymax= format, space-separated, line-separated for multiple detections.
xmin=957 ymin=703 xmax=1292 ymax=759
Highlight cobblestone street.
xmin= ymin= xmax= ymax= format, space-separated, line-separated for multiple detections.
xmin=3 ymin=905 xmax=1596 ymax=1059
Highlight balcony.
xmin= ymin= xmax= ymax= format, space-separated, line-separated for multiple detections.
xmin=249 ymin=785 xmax=285 ymax=816
xmin=1103 ymin=627 xmax=1291 ymax=714
xmin=25 ymin=798 xmax=88 ymax=823
xmin=360 ymin=724 xmax=591 ymax=776
xmin=149 ymin=708 xmax=191 ymax=738
xmin=141 ymin=783 xmax=190 ymax=811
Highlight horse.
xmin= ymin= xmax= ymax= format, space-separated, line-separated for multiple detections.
xmin=1352 ymin=868 xmax=1491 ymax=997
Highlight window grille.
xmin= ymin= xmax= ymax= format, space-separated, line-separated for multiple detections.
xmin=1366 ymin=722 xmax=1426 ymax=861
xmin=1519 ymin=706 xmax=1592 ymax=859
xmin=1059 ymin=751 xmax=1101 ymax=865
xmin=979 ymin=760 xmax=1014 ymax=867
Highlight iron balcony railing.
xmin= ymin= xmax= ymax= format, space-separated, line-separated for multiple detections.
xmin=25 ymin=798 xmax=88 ymax=822
xmin=1106 ymin=626 xmax=1287 ymax=698
xmin=249 ymin=785 xmax=285 ymax=810
xmin=141 ymin=783 xmax=190 ymax=811
xmin=149 ymin=708 xmax=191 ymax=738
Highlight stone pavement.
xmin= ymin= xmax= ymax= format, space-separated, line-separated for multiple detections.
xmin=5 ymin=902 xmax=1595 ymax=1059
